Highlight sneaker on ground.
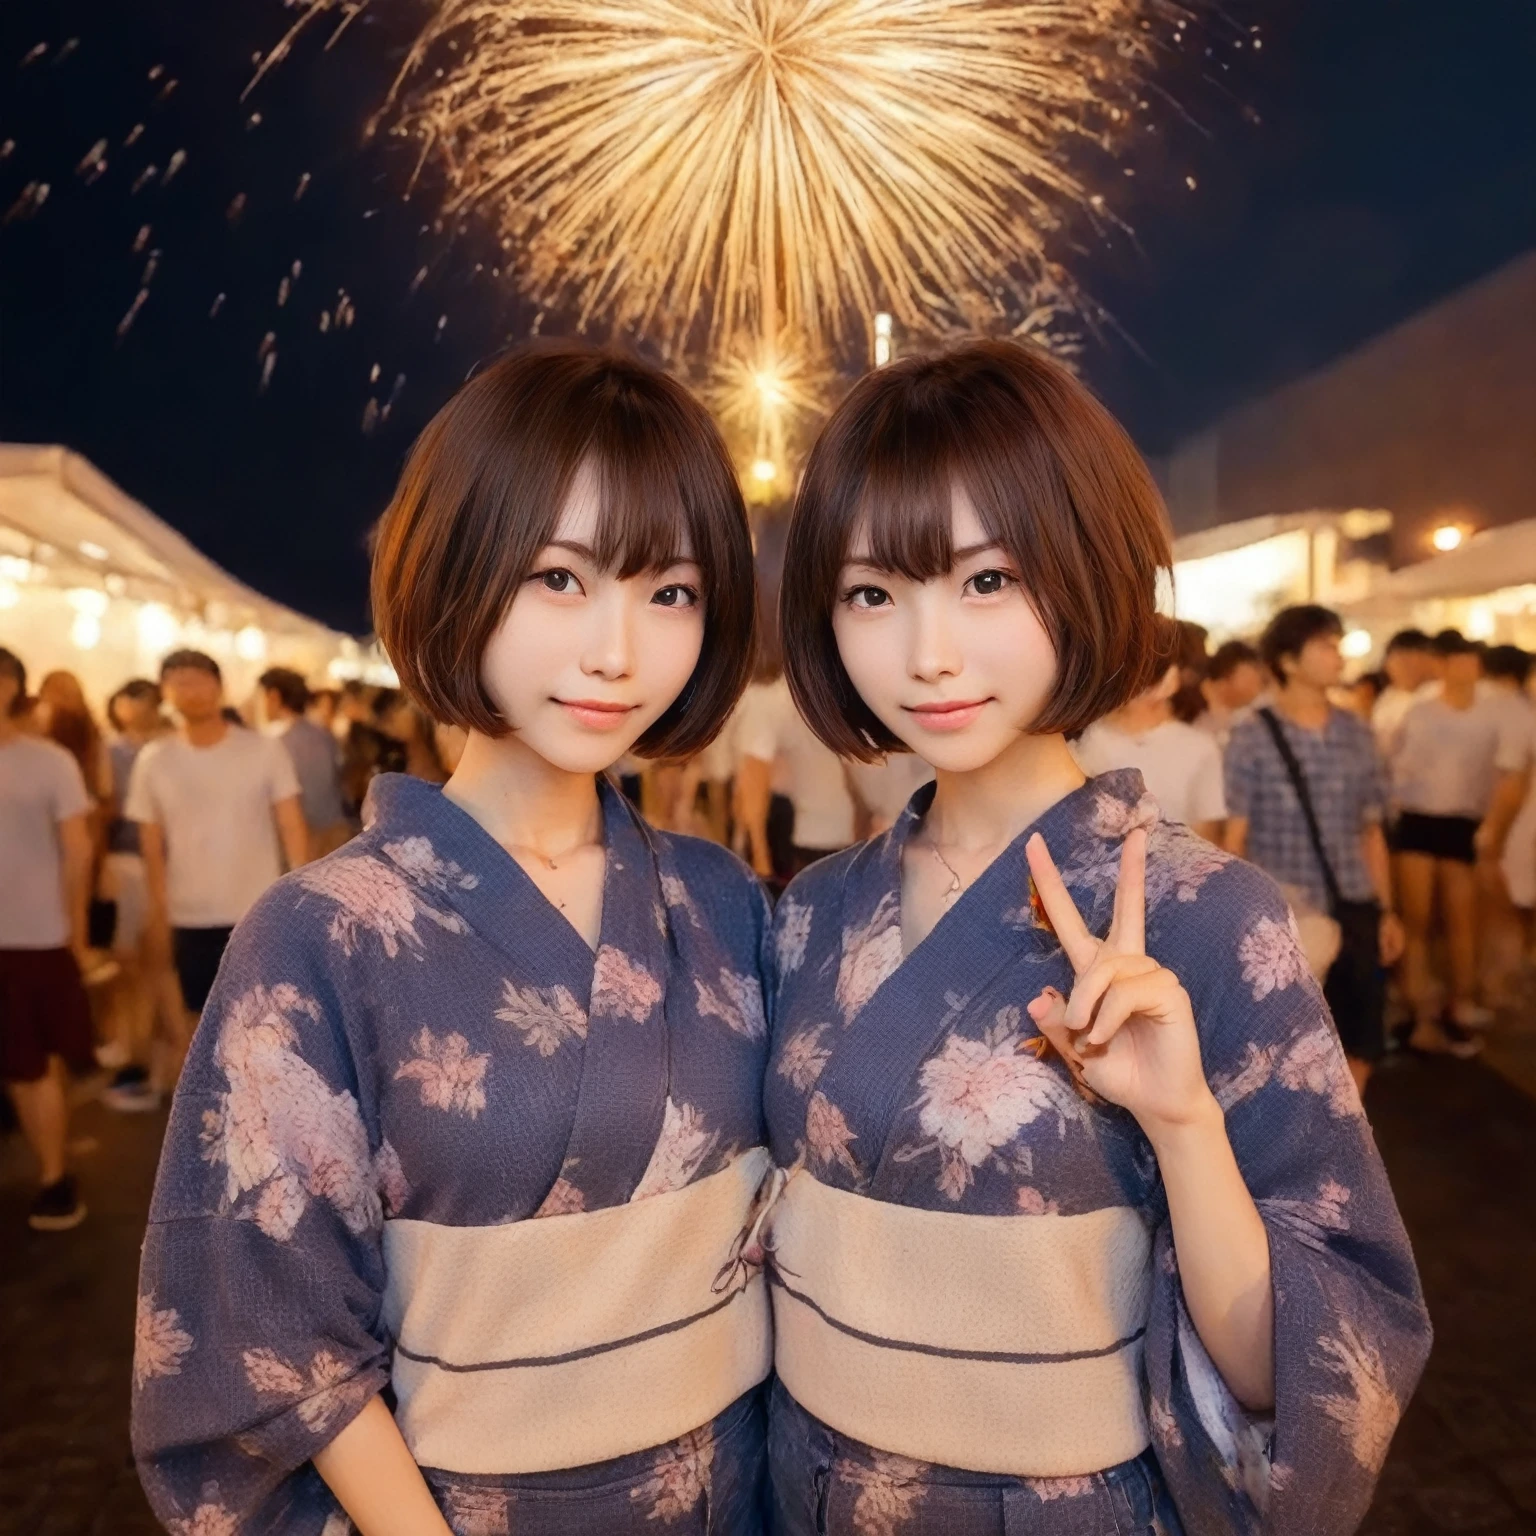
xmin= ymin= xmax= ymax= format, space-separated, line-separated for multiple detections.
xmin=1450 ymin=1001 xmax=1496 ymax=1030
xmin=94 ymin=1040 xmax=132 ymax=1071
xmin=109 ymin=1063 xmax=150 ymax=1089
xmin=28 ymin=1176 xmax=87 ymax=1232
xmin=103 ymin=1081 xmax=163 ymax=1114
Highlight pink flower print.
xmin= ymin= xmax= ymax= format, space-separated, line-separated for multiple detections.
xmin=320 ymin=1516 xmax=354 ymax=1536
xmin=374 ymin=1139 xmax=411 ymax=1218
xmin=1090 ymin=788 xmax=1161 ymax=842
xmin=660 ymin=873 xmax=701 ymax=927
xmin=912 ymin=1009 xmax=1087 ymax=1201
xmin=208 ymin=984 xmax=381 ymax=1241
xmin=841 ymin=1451 xmax=930 ymax=1536
xmin=395 ymin=1028 xmax=490 ymax=1118
xmin=633 ymin=1098 xmax=719 ymax=1200
xmin=1260 ymin=1177 xmax=1352 ymax=1252
xmin=1149 ymin=824 xmax=1231 ymax=905
xmin=382 ymin=835 xmax=478 ymax=893
xmin=805 ymin=1091 xmax=859 ymax=1176
xmin=1028 ymin=1475 xmax=1097 ymax=1501
xmin=1148 ymin=1392 xmax=1184 ymax=1449
xmin=694 ymin=969 xmax=767 ymax=1040
xmin=1277 ymin=1024 xmax=1363 ymax=1118
xmin=298 ymin=853 xmax=466 ymax=959
xmin=1014 ymin=1185 xmax=1060 ymax=1215
xmin=592 ymin=945 xmax=663 ymax=1022
xmin=444 ymin=1485 xmax=510 ymax=1536
xmin=630 ymin=1425 xmax=714 ymax=1523
xmin=836 ymin=893 xmax=903 ymax=1023
xmin=495 ymin=979 xmax=588 ymax=1057
xmin=1314 ymin=1319 xmax=1401 ymax=1472
xmin=1238 ymin=915 xmax=1310 ymax=1001
xmin=1210 ymin=1042 xmax=1277 ymax=1112
xmin=777 ymin=896 xmax=813 ymax=976
xmin=534 ymin=1175 xmax=586 ymax=1218
xmin=778 ymin=1024 xmax=832 ymax=1092
xmin=134 ymin=1291 xmax=193 ymax=1387
xmin=168 ymin=1502 xmax=240 ymax=1536
xmin=243 ymin=1347 xmax=369 ymax=1435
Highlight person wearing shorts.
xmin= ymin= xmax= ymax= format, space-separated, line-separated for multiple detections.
xmin=1392 ymin=630 xmax=1531 ymax=1053
xmin=0 ymin=646 xmax=94 ymax=1231
xmin=125 ymin=650 xmax=307 ymax=1079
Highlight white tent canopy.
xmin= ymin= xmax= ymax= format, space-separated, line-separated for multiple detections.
xmin=0 ymin=443 xmax=362 ymax=706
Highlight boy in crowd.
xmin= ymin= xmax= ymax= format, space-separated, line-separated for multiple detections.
xmin=0 ymin=647 xmax=94 ymax=1230
xmin=126 ymin=651 xmax=308 ymax=1070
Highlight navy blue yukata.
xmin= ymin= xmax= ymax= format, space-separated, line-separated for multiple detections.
xmin=763 ymin=770 xmax=1431 ymax=1536
xmin=132 ymin=773 xmax=774 ymax=1536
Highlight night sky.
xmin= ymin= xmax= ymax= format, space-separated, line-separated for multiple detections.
xmin=2 ymin=0 xmax=1533 ymax=635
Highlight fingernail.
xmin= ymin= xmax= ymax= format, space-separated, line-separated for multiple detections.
xmin=1042 ymin=986 xmax=1061 ymax=1001
xmin=1026 ymin=996 xmax=1046 ymax=1017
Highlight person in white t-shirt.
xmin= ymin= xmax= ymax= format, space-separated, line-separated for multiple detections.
xmin=848 ymin=753 xmax=934 ymax=837
xmin=0 ymin=646 xmax=95 ymax=1231
xmin=1392 ymin=632 xmax=1531 ymax=1045
xmin=127 ymin=650 xmax=308 ymax=1076
xmin=735 ymin=673 xmax=857 ymax=882
xmin=1192 ymin=639 xmax=1264 ymax=752
xmin=1478 ymin=645 xmax=1536 ymax=1003
xmin=1074 ymin=630 xmax=1227 ymax=841
xmin=1371 ymin=629 xmax=1437 ymax=758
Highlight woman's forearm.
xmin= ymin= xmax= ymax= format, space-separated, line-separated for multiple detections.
xmin=1149 ymin=1097 xmax=1276 ymax=1412
xmin=312 ymin=1396 xmax=453 ymax=1536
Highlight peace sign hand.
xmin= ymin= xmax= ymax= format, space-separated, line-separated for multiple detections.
xmin=1023 ymin=828 xmax=1218 ymax=1142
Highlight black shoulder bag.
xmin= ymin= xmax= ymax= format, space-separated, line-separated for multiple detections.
xmin=1257 ymin=708 xmax=1382 ymax=1040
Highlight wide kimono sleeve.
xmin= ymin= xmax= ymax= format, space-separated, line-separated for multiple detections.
xmin=1142 ymin=858 xmax=1432 ymax=1536
xmin=132 ymin=880 xmax=397 ymax=1535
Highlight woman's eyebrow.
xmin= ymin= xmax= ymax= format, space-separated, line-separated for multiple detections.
xmin=952 ymin=540 xmax=1004 ymax=560
xmin=546 ymin=539 xmax=599 ymax=560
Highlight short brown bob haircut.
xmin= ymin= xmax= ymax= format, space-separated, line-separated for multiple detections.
xmin=782 ymin=339 xmax=1173 ymax=760
xmin=372 ymin=341 xmax=756 ymax=759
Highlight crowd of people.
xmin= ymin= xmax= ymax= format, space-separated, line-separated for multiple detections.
xmin=2 ymin=597 xmax=1532 ymax=1232
xmin=0 ymin=644 xmax=467 ymax=1230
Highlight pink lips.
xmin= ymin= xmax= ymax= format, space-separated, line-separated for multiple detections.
xmin=557 ymin=698 xmax=637 ymax=730
xmin=904 ymin=698 xmax=990 ymax=732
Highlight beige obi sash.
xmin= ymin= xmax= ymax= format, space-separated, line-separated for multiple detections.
xmin=768 ymin=1170 xmax=1153 ymax=1477
xmin=382 ymin=1147 xmax=774 ymax=1475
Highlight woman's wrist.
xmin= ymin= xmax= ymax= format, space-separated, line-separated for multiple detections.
xmin=1140 ymin=1088 xmax=1226 ymax=1162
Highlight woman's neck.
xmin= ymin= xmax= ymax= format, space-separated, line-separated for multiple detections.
xmin=445 ymin=729 xmax=603 ymax=859
xmin=921 ymin=730 xmax=1085 ymax=856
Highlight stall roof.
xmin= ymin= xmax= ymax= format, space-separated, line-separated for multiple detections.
xmin=1355 ymin=518 xmax=1536 ymax=603
xmin=0 ymin=443 xmax=346 ymax=641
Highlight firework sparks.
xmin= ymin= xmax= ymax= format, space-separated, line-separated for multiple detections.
xmin=257 ymin=0 xmax=1180 ymax=361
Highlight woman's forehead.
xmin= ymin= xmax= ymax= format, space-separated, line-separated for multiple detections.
xmin=844 ymin=482 xmax=987 ymax=566
xmin=548 ymin=458 xmax=696 ymax=567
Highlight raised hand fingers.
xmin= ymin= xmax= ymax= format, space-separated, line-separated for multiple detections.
xmin=1080 ymin=967 xmax=1187 ymax=1049
xmin=1025 ymin=833 xmax=1098 ymax=973
xmin=1026 ymin=986 xmax=1081 ymax=1070
xmin=1062 ymin=952 xmax=1160 ymax=1037
xmin=1109 ymin=828 xmax=1147 ymax=956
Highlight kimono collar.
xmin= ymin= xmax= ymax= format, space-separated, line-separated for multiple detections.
xmin=359 ymin=771 xmax=674 ymax=987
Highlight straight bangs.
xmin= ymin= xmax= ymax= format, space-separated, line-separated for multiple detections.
xmin=372 ymin=340 xmax=755 ymax=757
xmin=782 ymin=339 xmax=1172 ymax=760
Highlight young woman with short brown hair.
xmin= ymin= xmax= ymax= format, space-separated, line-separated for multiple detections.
xmin=761 ymin=340 xmax=1429 ymax=1536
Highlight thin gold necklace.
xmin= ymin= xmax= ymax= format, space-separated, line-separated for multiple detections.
xmin=929 ymin=842 xmax=966 ymax=903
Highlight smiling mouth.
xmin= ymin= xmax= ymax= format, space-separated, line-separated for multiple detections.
xmin=903 ymin=699 xmax=991 ymax=729
xmin=556 ymin=698 xmax=638 ymax=728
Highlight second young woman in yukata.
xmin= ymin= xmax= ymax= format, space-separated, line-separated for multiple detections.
xmin=761 ymin=340 xmax=1431 ymax=1535
xmin=131 ymin=345 xmax=776 ymax=1535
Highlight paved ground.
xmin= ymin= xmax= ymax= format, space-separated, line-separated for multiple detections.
xmin=3 ymin=1047 xmax=1534 ymax=1536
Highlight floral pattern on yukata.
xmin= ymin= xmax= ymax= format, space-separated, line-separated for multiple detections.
xmin=764 ymin=769 xmax=1431 ymax=1536
xmin=133 ymin=774 xmax=773 ymax=1535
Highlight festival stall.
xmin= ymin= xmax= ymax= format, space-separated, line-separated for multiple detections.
xmin=0 ymin=443 xmax=385 ymax=707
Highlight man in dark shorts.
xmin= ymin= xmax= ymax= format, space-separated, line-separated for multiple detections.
xmin=125 ymin=651 xmax=307 ymax=1072
xmin=0 ymin=647 xmax=94 ymax=1231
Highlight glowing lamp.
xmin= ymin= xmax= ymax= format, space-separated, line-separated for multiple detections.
xmin=1340 ymin=629 xmax=1373 ymax=660
xmin=751 ymin=459 xmax=777 ymax=484
xmin=66 ymin=587 xmax=109 ymax=618
xmin=71 ymin=613 xmax=102 ymax=650
xmin=1431 ymin=524 xmax=1463 ymax=553
xmin=137 ymin=603 xmax=180 ymax=654
xmin=235 ymin=624 xmax=268 ymax=662
xmin=0 ymin=581 xmax=18 ymax=610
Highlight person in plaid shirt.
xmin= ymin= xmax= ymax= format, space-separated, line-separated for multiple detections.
xmin=1222 ymin=606 xmax=1406 ymax=1090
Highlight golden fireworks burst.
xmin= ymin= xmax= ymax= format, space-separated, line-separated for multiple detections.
xmin=262 ymin=0 xmax=1177 ymax=359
